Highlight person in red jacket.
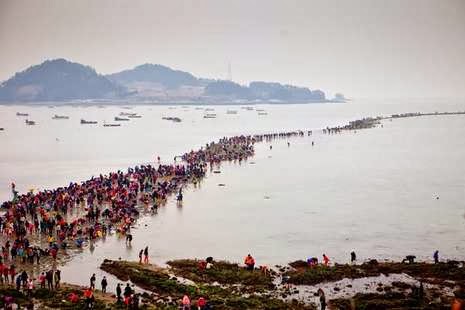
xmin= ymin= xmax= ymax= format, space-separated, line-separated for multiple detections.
xmin=323 ymin=254 xmax=330 ymax=266
xmin=244 ymin=254 xmax=255 ymax=271
xmin=197 ymin=297 xmax=207 ymax=309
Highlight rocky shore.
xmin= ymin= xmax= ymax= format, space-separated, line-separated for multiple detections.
xmin=99 ymin=258 xmax=465 ymax=309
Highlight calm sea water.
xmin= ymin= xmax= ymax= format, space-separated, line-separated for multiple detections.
xmin=1 ymin=99 xmax=464 ymax=288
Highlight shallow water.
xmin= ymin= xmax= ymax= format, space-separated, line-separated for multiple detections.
xmin=1 ymin=99 xmax=465 ymax=289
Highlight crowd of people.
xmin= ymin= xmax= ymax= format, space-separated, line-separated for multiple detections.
xmin=0 ymin=130 xmax=309 ymax=307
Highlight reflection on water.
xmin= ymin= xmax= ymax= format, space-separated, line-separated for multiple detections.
xmin=1 ymin=99 xmax=465 ymax=289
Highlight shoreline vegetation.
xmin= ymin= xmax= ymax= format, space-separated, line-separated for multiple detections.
xmin=1 ymin=111 xmax=464 ymax=309
xmin=98 ymin=258 xmax=465 ymax=309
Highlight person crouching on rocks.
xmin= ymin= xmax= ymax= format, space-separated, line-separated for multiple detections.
xmin=244 ymin=254 xmax=255 ymax=271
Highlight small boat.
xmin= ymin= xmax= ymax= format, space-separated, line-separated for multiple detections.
xmin=162 ymin=117 xmax=182 ymax=122
xmin=80 ymin=119 xmax=98 ymax=124
xmin=245 ymin=107 xmax=254 ymax=111
xmin=115 ymin=116 xmax=129 ymax=121
xmin=103 ymin=122 xmax=121 ymax=127
xmin=0 ymin=128 xmax=4 ymax=131
xmin=258 ymin=112 xmax=268 ymax=116
xmin=256 ymin=108 xmax=266 ymax=112
xmin=127 ymin=115 xmax=142 ymax=118
xmin=52 ymin=115 xmax=69 ymax=120
xmin=16 ymin=112 xmax=29 ymax=116
xmin=203 ymin=114 xmax=217 ymax=119
xmin=226 ymin=110 xmax=238 ymax=114
xmin=25 ymin=119 xmax=36 ymax=125
xmin=120 ymin=112 xmax=137 ymax=116
xmin=205 ymin=108 xmax=215 ymax=111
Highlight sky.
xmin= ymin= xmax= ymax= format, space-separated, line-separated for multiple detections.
xmin=0 ymin=0 xmax=464 ymax=99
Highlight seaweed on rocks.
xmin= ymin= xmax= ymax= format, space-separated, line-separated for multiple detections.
xmin=101 ymin=259 xmax=315 ymax=309
xmin=166 ymin=259 xmax=275 ymax=289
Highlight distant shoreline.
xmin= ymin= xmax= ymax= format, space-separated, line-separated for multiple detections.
xmin=0 ymin=99 xmax=345 ymax=106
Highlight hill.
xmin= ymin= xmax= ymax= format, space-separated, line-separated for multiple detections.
xmin=106 ymin=64 xmax=201 ymax=89
xmin=0 ymin=59 xmax=124 ymax=102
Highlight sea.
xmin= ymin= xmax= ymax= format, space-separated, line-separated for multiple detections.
xmin=1 ymin=98 xmax=464 ymax=289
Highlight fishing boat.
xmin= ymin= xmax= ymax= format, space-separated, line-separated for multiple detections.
xmin=119 ymin=112 xmax=137 ymax=116
xmin=52 ymin=115 xmax=70 ymax=119
xmin=127 ymin=115 xmax=142 ymax=118
xmin=103 ymin=122 xmax=121 ymax=127
xmin=25 ymin=119 xmax=36 ymax=125
xmin=203 ymin=113 xmax=217 ymax=119
xmin=115 ymin=116 xmax=129 ymax=121
xmin=226 ymin=110 xmax=238 ymax=114
xmin=80 ymin=119 xmax=97 ymax=124
xmin=16 ymin=112 xmax=29 ymax=116
xmin=162 ymin=117 xmax=182 ymax=122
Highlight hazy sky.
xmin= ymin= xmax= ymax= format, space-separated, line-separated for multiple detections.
xmin=1 ymin=0 xmax=464 ymax=98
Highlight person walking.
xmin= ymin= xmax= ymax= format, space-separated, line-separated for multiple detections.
xmin=90 ymin=273 xmax=96 ymax=290
xmin=350 ymin=251 xmax=357 ymax=264
xmin=143 ymin=246 xmax=149 ymax=264
xmin=101 ymin=276 xmax=108 ymax=293
xmin=182 ymin=294 xmax=191 ymax=310
xmin=116 ymin=283 xmax=122 ymax=303
xmin=138 ymin=249 xmax=143 ymax=264
xmin=318 ymin=288 xmax=326 ymax=310
xmin=433 ymin=250 xmax=439 ymax=264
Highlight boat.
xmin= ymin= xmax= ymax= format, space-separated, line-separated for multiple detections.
xmin=258 ymin=112 xmax=268 ymax=116
xmin=127 ymin=115 xmax=142 ymax=118
xmin=162 ymin=117 xmax=182 ymax=122
xmin=16 ymin=112 xmax=29 ymax=116
xmin=203 ymin=113 xmax=217 ymax=119
xmin=25 ymin=119 xmax=36 ymax=125
xmin=119 ymin=112 xmax=137 ymax=116
xmin=103 ymin=123 xmax=121 ymax=127
xmin=52 ymin=115 xmax=69 ymax=119
xmin=205 ymin=108 xmax=215 ymax=111
xmin=0 ymin=128 xmax=4 ymax=131
xmin=226 ymin=110 xmax=238 ymax=114
xmin=80 ymin=119 xmax=98 ymax=124
xmin=245 ymin=107 xmax=254 ymax=111
xmin=256 ymin=108 xmax=266 ymax=112
xmin=115 ymin=116 xmax=129 ymax=121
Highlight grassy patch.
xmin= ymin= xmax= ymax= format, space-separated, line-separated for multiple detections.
xmin=285 ymin=260 xmax=465 ymax=286
xmin=101 ymin=259 xmax=315 ymax=310
xmin=167 ymin=259 xmax=274 ymax=289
